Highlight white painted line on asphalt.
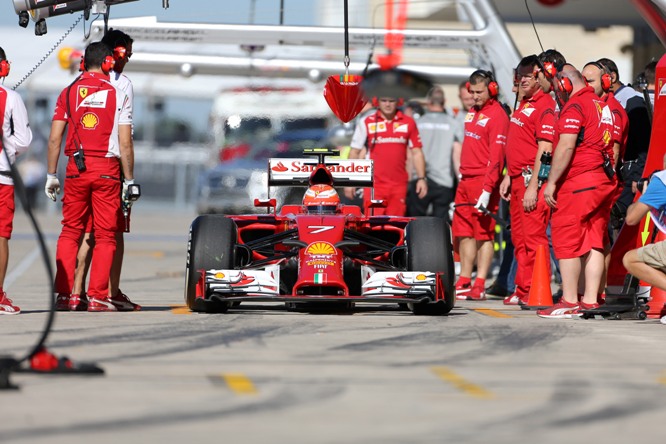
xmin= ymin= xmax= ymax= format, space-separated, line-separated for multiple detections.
xmin=5 ymin=246 xmax=40 ymax=290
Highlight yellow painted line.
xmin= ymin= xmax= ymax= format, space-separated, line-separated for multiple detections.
xmin=170 ymin=304 xmax=191 ymax=315
xmin=431 ymin=366 xmax=494 ymax=399
xmin=223 ymin=373 xmax=258 ymax=395
xmin=658 ymin=371 xmax=666 ymax=385
xmin=128 ymin=250 xmax=165 ymax=258
xmin=474 ymin=308 xmax=513 ymax=318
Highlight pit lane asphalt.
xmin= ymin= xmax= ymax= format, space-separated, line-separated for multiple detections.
xmin=2 ymin=206 xmax=666 ymax=444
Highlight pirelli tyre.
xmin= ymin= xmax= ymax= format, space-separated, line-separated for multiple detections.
xmin=406 ymin=217 xmax=455 ymax=315
xmin=185 ymin=215 xmax=237 ymax=313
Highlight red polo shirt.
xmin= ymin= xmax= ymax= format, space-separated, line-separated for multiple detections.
xmin=351 ymin=110 xmax=422 ymax=187
xmin=459 ymin=99 xmax=509 ymax=192
xmin=556 ymin=86 xmax=614 ymax=180
xmin=506 ymin=89 xmax=556 ymax=177
xmin=53 ymin=72 xmax=132 ymax=158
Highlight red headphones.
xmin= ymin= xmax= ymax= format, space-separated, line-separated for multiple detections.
xmin=557 ymin=76 xmax=573 ymax=95
xmin=113 ymin=46 xmax=128 ymax=62
xmin=80 ymin=55 xmax=115 ymax=73
xmin=466 ymin=70 xmax=499 ymax=98
xmin=101 ymin=55 xmax=115 ymax=74
xmin=585 ymin=61 xmax=612 ymax=92
xmin=0 ymin=59 xmax=10 ymax=78
xmin=538 ymin=61 xmax=557 ymax=79
xmin=372 ymin=97 xmax=405 ymax=107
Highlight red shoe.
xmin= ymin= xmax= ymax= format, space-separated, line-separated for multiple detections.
xmin=88 ymin=297 xmax=118 ymax=312
xmin=581 ymin=301 xmax=601 ymax=310
xmin=465 ymin=285 xmax=487 ymax=301
xmin=69 ymin=294 xmax=89 ymax=311
xmin=537 ymin=299 xmax=580 ymax=319
xmin=0 ymin=292 xmax=20 ymax=315
xmin=455 ymin=281 xmax=472 ymax=300
xmin=503 ymin=294 xmax=524 ymax=306
xmin=110 ymin=290 xmax=141 ymax=312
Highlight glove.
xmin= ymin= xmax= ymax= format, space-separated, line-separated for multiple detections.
xmin=45 ymin=174 xmax=61 ymax=202
xmin=122 ymin=178 xmax=136 ymax=208
xmin=474 ymin=190 xmax=491 ymax=212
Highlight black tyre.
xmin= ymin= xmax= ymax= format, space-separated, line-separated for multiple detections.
xmin=405 ymin=217 xmax=455 ymax=315
xmin=185 ymin=215 xmax=237 ymax=313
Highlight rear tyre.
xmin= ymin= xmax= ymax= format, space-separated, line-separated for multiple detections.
xmin=405 ymin=217 xmax=455 ymax=316
xmin=185 ymin=215 xmax=237 ymax=313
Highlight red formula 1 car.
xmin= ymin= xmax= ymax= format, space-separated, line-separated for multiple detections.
xmin=185 ymin=148 xmax=455 ymax=315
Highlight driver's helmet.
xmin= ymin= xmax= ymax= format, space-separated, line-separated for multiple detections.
xmin=303 ymin=184 xmax=340 ymax=214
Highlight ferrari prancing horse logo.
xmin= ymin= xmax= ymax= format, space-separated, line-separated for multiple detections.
xmin=79 ymin=87 xmax=88 ymax=99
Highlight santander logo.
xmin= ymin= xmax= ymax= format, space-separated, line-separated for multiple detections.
xmin=271 ymin=162 xmax=288 ymax=172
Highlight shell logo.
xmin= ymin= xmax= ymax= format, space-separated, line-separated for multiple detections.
xmin=214 ymin=272 xmax=225 ymax=279
xmin=81 ymin=113 xmax=99 ymax=129
xmin=305 ymin=242 xmax=335 ymax=255
xmin=415 ymin=274 xmax=427 ymax=281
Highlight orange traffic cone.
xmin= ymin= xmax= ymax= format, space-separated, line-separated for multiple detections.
xmin=521 ymin=244 xmax=553 ymax=310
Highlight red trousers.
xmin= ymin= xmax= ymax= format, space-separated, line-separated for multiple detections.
xmin=510 ymin=178 xmax=551 ymax=298
xmin=452 ymin=175 xmax=499 ymax=241
xmin=363 ymin=184 xmax=407 ymax=216
xmin=55 ymin=157 xmax=121 ymax=298
xmin=551 ymin=170 xmax=616 ymax=259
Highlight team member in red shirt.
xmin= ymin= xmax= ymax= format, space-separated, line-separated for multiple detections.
xmin=453 ymin=70 xmax=509 ymax=301
xmin=539 ymin=64 xmax=617 ymax=318
xmin=499 ymin=55 xmax=556 ymax=305
xmin=71 ymin=30 xmax=140 ymax=311
xmin=46 ymin=42 xmax=135 ymax=312
xmin=582 ymin=60 xmax=629 ymax=297
xmin=346 ymin=97 xmax=426 ymax=216
xmin=0 ymin=47 xmax=33 ymax=315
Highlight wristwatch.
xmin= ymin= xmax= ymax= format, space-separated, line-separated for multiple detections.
xmin=417 ymin=177 xmax=427 ymax=181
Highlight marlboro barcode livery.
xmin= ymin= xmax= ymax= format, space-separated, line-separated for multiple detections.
xmin=185 ymin=148 xmax=455 ymax=315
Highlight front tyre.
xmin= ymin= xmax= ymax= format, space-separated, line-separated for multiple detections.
xmin=406 ymin=217 xmax=455 ymax=315
xmin=185 ymin=215 xmax=237 ymax=313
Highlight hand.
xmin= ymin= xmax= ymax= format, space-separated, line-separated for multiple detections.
xmin=122 ymin=179 xmax=137 ymax=208
xmin=499 ymin=175 xmax=511 ymax=201
xmin=45 ymin=174 xmax=61 ymax=202
xmin=631 ymin=181 xmax=638 ymax=194
xmin=523 ymin=183 xmax=538 ymax=212
xmin=474 ymin=190 xmax=491 ymax=212
xmin=543 ymin=182 xmax=557 ymax=208
xmin=415 ymin=178 xmax=428 ymax=199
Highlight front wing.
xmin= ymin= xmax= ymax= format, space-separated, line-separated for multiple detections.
xmin=198 ymin=270 xmax=447 ymax=304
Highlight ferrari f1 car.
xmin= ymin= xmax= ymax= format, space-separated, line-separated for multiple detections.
xmin=185 ymin=148 xmax=455 ymax=315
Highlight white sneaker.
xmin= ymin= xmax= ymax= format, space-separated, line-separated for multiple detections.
xmin=660 ymin=315 xmax=666 ymax=325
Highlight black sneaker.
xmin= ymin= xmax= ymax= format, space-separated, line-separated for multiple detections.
xmin=485 ymin=283 xmax=510 ymax=297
